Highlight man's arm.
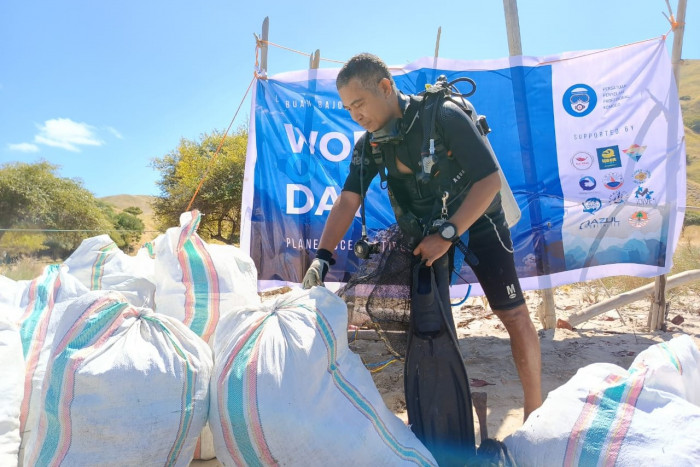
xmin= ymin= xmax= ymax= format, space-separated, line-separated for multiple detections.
xmin=413 ymin=171 xmax=500 ymax=267
xmin=302 ymin=190 xmax=361 ymax=288
xmin=318 ymin=191 xmax=362 ymax=251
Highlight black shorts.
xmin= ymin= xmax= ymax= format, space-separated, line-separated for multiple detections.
xmin=451 ymin=209 xmax=525 ymax=311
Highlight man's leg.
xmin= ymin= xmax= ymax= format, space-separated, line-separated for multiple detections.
xmin=492 ymin=303 xmax=542 ymax=420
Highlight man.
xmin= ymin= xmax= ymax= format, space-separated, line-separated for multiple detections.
xmin=302 ymin=53 xmax=542 ymax=421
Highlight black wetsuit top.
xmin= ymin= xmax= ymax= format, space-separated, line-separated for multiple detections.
xmin=342 ymin=92 xmax=501 ymax=224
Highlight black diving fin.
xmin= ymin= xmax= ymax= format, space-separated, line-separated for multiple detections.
xmin=405 ymin=254 xmax=476 ymax=466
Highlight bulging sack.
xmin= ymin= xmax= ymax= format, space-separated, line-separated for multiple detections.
xmin=21 ymin=290 xmax=212 ymax=467
xmin=153 ymin=210 xmax=260 ymax=343
xmin=63 ymin=234 xmax=156 ymax=307
xmin=209 ymin=286 xmax=436 ymax=466
xmin=0 ymin=311 xmax=24 ymax=467
xmin=16 ymin=264 xmax=89 ymax=461
xmin=504 ymin=335 xmax=700 ymax=466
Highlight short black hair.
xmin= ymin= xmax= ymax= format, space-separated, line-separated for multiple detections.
xmin=336 ymin=53 xmax=395 ymax=91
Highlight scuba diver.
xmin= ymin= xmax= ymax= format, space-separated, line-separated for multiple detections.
xmin=302 ymin=53 xmax=541 ymax=465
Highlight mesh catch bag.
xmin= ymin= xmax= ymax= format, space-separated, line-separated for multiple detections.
xmin=337 ymin=225 xmax=416 ymax=358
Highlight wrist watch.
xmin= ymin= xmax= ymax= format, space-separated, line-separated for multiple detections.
xmin=438 ymin=221 xmax=459 ymax=243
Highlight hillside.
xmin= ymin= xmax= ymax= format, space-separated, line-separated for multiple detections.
xmin=680 ymin=59 xmax=700 ymax=193
xmin=99 ymin=194 xmax=160 ymax=244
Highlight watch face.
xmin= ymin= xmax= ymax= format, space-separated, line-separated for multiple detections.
xmin=441 ymin=224 xmax=456 ymax=239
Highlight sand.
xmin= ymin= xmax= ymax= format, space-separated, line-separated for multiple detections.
xmin=354 ymin=285 xmax=700 ymax=442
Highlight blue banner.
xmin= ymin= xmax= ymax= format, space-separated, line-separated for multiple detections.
xmin=241 ymin=38 xmax=685 ymax=294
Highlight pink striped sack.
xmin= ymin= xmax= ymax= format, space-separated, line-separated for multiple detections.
xmin=15 ymin=264 xmax=89 ymax=463
xmin=153 ymin=210 xmax=260 ymax=344
xmin=209 ymin=287 xmax=437 ymax=466
xmin=63 ymin=234 xmax=156 ymax=307
xmin=505 ymin=335 xmax=700 ymax=466
xmin=153 ymin=210 xmax=260 ymax=461
xmin=0 ymin=310 xmax=24 ymax=467
xmin=21 ymin=290 xmax=212 ymax=466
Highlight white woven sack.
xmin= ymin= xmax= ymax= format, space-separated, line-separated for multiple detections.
xmin=153 ymin=210 xmax=259 ymax=344
xmin=63 ymin=234 xmax=156 ymax=307
xmin=505 ymin=336 xmax=700 ymax=466
xmin=0 ymin=275 xmax=28 ymax=314
xmin=209 ymin=286 xmax=437 ymax=466
xmin=0 ymin=311 xmax=24 ymax=467
xmin=628 ymin=334 xmax=700 ymax=406
xmin=21 ymin=290 xmax=212 ymax=467
xmin=16 ymin=264 xmax=89 ymax=463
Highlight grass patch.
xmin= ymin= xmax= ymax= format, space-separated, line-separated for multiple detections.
xmin=0 ymin=256 xmax=56 ymax=281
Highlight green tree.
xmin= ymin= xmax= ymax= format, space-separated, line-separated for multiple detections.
xmin=123 ymin=206 xmax=143 ymax=216
xmin=151 ymin=127 xmax=247 ymax=244
xmin=0 ymin=161 xmax=114 ymax=258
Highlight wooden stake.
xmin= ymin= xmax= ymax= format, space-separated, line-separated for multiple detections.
xmin=558 ymin=269 xmax=700 ymax=329
xmin=260 ymin=17 xmax=269 ymax=75
xmin=503 ymin=0 xmax=556 ymax=328
xmin=649 ymin=0 xmax=687 ymax=331
xmin=310 ymin=49 xmax=320 ymax=69
xmin=502 ymin=0 xmax=523 ymax=56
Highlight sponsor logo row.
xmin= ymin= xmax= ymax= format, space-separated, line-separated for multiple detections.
xmin=577 ymin=211 xmax=651 ymax=229
xmin=571 ymin=144 xmax=646 ymax=170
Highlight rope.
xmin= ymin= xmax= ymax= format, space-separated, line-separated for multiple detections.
xmin=0 ymin=228 xmax=161 ymax=233
xmin=364 ymin=357 xmax=400 ymax=373
xmin=538 ymin=35 xmax=668 ymax=67
xmin=185 ymin=75 xmax=256 ymax=212
xmin=256 ymin=39 xmax=345 ymax=64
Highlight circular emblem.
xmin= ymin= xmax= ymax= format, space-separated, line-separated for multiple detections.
xmin=579 ymin=176 xmax=596 ymax=191
xmin=563 ymin=84 xmax=597 ymax=117
xmin=582 ymin=198 xmax=602 ymax=214
xmin=629 ymin=211 xmax=649 ymax=228
xmin=602 ymin=172 xmax=624 ymax=190
xmin=571 ymin=152 xmax=593 ymax=170
xmin=632 ymin=169 xmax=651 ymax=185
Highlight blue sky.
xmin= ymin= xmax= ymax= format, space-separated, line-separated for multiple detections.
xmin=1 ymin=0 xmax=698 ymax=198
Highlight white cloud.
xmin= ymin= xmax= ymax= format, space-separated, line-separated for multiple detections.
xmin=106 ymin=126 xmax=123 ymax=139
xmin=8 ymin=142 xmax=40 ymax=152
xmin=33 ymin=118 xmax=103 ymax=152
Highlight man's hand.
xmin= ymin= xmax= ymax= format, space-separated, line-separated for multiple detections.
xmin=413 ymin=234 xmax=452 ymax=267
xmin=302 ymin=258 xmax=330 ymax=289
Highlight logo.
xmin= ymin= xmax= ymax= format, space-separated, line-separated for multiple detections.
xmin=632 ymin=169 xmax=650 ymax=184
xmin=579 ymin=176 xmax=596 ymax=191
xmin=608 ymin=190 xmax=628 ymax=204
xmin=634 ymin=185 xmax=655 ymax=205
xmin=629 ymin=210 xmax=649 ymax=228
xmin=579 ymin=217 xmax=621 ymax=230
xmin=602 ymin=172 xmax=624 ymax=190
xmin=582 ymin=198 xmax=602 ymax=214
xmin=596 ymin=145 xmax=622 ymax=169
xmin=506 ymin=284 xmax=517 ymax=299
xmin=571 ymin=152 xmax=594 ymax=170
xmin=563 ymin=84 xmax=597 ymax=117
xmin=623 ymin=143 xmax=646 ymax=162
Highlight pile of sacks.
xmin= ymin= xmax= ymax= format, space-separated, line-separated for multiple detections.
xmin=0 ymin=211 xmax=436 ymax=466
xmin=505 ymin=334 xmax=700 ymax=465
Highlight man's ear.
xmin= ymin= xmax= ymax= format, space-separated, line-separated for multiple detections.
xmin=378 ymin=78 xmax=393 ymax=97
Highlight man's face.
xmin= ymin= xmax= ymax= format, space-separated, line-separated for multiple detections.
xmin=338 ymin=77 xmax=394 ymax=133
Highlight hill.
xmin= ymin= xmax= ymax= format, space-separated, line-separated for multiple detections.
xmin=680 ymin=59 xmax=700 ymax=194
xmin=99 ymin=194 xmax=160 ymax=244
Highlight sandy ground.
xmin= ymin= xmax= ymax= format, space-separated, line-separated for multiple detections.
xmin=353 ymin=286 xmax=700 ymax=442
xmin=192 ymin=282 xmax=700 ymax=466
